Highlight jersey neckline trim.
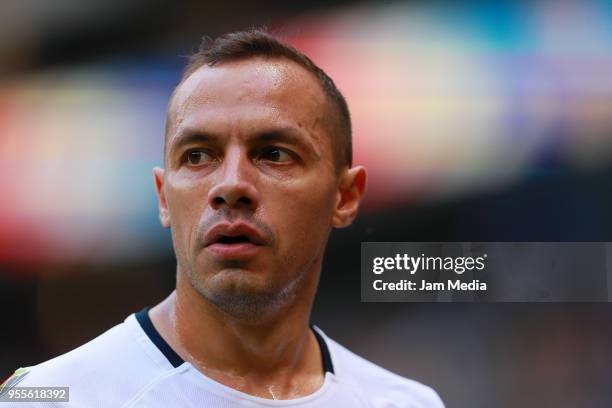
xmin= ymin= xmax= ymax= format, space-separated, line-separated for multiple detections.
xmin=135 ymin=307 xmax=184 ymax=368
xmin=134 ymin=307 xmax=334 ymax=374
xmin=311 ymin=326 xmax=335 ymax=374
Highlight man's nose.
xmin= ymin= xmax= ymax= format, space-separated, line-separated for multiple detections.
xmin=207 ymin=149 xmax=259 ymax=211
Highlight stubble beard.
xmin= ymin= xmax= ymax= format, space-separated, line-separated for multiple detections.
xmin=186 ymin=254 xmax=319 ymax=324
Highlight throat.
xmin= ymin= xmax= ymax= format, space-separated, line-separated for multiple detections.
xmin=268 ymin=386 xmax=279 ymax=400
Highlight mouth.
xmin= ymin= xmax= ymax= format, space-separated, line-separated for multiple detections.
xmin=215 ymin=235 xmax=254 ymax=245
xmin=204 ymin=222 xmax=266 ymax=259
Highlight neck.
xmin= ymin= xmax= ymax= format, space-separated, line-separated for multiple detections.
xmin=148 ymin=267 xmax=325 ymax=399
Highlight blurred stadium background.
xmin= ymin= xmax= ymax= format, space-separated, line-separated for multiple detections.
xmin=2 ymin=0 xmax=612 ymax=406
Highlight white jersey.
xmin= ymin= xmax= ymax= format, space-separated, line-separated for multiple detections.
xmin=3 ymin=309 xmax=444 ymax=407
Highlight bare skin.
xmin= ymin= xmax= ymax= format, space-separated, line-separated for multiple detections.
xmin=151 ymin=56 xmax=366 ymax=400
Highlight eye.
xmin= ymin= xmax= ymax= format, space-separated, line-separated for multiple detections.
xmin=260 ymin=147 xmax=293 ymax=163
xmin=185 ymin=150 xmax=213 ymax=166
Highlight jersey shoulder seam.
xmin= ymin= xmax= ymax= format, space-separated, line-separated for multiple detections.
xmin=119 ymin=364 xmax=187 ymax=408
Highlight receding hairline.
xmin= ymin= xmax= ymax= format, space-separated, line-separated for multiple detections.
xmin=163 ymin=29 xmax=352 ymax=171
xmin=164 ymin=55 xmax=347 ymax=169
xmin=166 ymin=55 xmax=330 ymax=133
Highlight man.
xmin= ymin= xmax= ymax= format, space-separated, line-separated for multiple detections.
xmin=3 ymin=30 xmax=444 ymax=407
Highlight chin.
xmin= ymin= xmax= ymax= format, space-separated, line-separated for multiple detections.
xmin=192 ymin=270 xmax=303 ymax=322
xmin=204 ymin=285 xmax=291 ymax=322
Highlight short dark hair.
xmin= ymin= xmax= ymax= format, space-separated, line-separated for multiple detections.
xmin=167 ymin=29 xmax=352 ymax=170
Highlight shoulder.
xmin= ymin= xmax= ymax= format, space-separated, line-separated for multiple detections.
xmin=318 ymin=328 xmax=445 ymax=408
xmin=5 ymin=314 xmax=171 ymax=407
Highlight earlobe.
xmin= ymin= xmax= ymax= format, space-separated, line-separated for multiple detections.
xmin=153 ymin=167 xmax=171 ymax=228
xmin=332 ymin=166 xmax=367 ymax=228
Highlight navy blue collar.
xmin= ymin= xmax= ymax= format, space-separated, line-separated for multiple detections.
xmin=135 ymin=307 xmax=183 ymax=368
xmin=135 ymin=307 xmax=334 ymax=374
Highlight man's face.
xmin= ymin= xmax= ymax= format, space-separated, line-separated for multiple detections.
xmin=154 ymin=57 xmax=363 ymax=319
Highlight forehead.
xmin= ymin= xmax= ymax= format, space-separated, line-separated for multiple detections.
xmin=168 ymin=57 xmax=331 ymax=143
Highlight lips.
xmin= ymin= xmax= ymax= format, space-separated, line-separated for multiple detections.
xmin=204 ymin=222 xmax=266 ymax=247
xmin=203 ymin=222 xmax=266 ymax=259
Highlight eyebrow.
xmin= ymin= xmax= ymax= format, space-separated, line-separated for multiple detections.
xmin=256 ymin=127 xmax=320 ymax=157
xmin=169 ymin=132 xmax=219 ymax=152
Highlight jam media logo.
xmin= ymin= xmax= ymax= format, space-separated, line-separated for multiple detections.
xmin=0 ymin=367 xmax=29 ymax=397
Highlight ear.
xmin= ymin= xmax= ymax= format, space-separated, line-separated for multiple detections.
xmin=153 ymin=167 xmax=171 ymax=228
xmin=332 ymin=165 xmax=367 ymax=228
